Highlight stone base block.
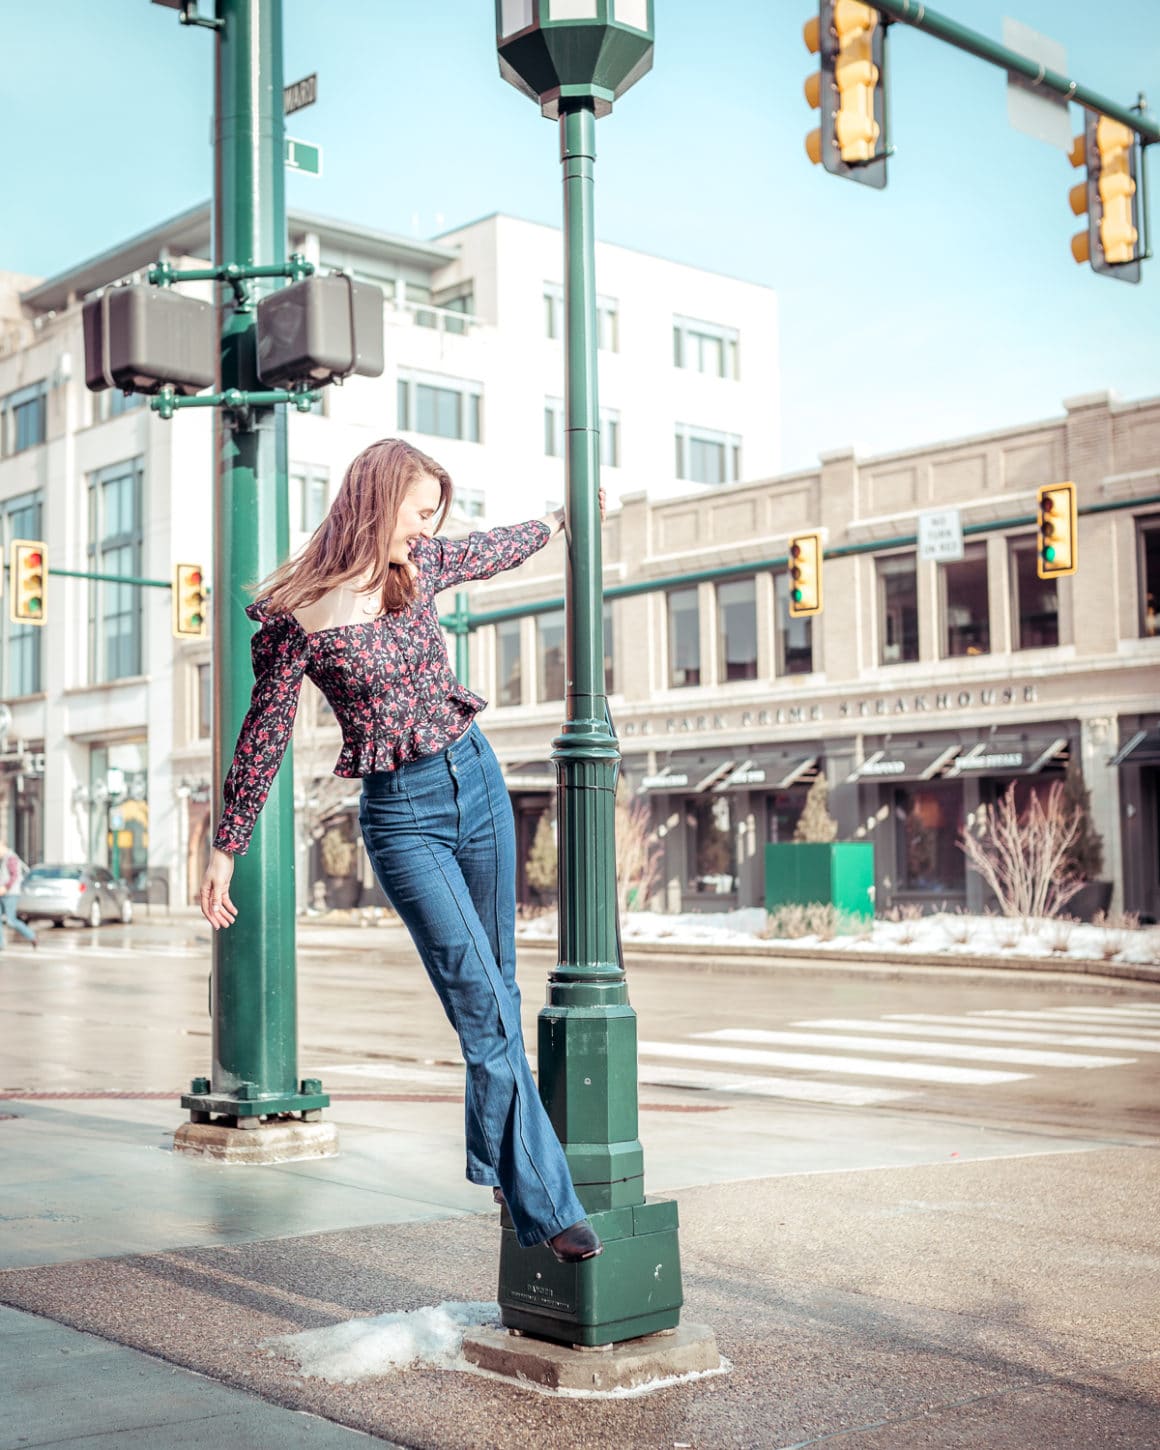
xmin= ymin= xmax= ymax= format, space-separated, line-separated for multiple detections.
xmin=462 ymin=1321 xmax=720 ymax=1395
xmin=172 ymin=1119 xmax=340 ymax=1163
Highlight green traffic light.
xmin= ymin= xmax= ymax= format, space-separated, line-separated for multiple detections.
xmin=1044 ymin=545 xmax=1056 ymax=563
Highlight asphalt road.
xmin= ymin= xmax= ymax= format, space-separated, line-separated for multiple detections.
xmin=3 ymin=915 xmax=1157 ymax=1151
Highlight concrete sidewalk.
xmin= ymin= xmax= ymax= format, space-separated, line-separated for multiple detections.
xmin=2 ymin=1090 xmax=1158 ymax=1448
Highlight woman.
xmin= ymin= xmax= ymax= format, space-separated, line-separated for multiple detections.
xmin=199 ymin=438 xmax=603 ymax=1264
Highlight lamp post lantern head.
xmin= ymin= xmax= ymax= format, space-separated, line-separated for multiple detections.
xmin=495 ymin=0 xmax=654 ymax=118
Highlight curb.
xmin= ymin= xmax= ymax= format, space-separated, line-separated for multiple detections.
xmin=514 ymin=933 xmax=1160 ymax=986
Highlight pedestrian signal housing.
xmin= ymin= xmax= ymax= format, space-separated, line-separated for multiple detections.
xmin=256 ymin=274 xmax=384 ymax=388
xmin=1069 ymin=114 xmax=1142 ymax=283
xmin=83 ymin=284 xmax=217 ymax=395
xmin=1036 ymin=483 xmax=1077 ymax=580
xmin=173 ymin=563 xmax=208 ymax=639
xmin=788 ymin=533 xmax=823 ymax=617
xmin=804 ymin=0 xmax=887 ymax=188
xmin=10 ymin=540 xmax=47 ymax=625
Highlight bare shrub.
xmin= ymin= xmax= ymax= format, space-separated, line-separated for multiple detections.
xmin=959 ymin=782 xmax=1085 ymax=920
xmin=763 ymin=903 xmax=811 ymax=939
xmin=1041 ymin=917 xmax=1077 ymax=954
xmin=991 ymin=916 xmax=1023 ymax=951
xmin=615 ymin=785 xmax=662 ymax=913
xmin=942 ymin=909 xmax=977 ymax=947
xmin=1091 ymin=909 xmax=1140 ymax=961
xmin=884 ymin=903 xmax=923 ymax=944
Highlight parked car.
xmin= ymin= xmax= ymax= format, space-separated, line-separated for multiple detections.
xmin=17 ymin=864 xmax=134 ymax=928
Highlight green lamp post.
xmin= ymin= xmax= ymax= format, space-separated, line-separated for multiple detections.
xmin=494 ymin=0 xmax=682 ymax=1348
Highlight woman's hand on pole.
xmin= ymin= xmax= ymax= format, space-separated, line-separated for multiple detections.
xmin=200 ymin=848 xmax=239 ymax=930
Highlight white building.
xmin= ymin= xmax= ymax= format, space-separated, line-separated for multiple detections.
xmin=0 ymin=206 xmax=779 ymax=905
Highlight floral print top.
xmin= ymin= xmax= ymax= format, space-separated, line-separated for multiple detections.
xmin=213 ymin=519 xmax=552 ymax=855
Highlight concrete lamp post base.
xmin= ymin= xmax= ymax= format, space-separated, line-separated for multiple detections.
xmin=462 ymin=1321 xmax=721 ymax=1395
xmin=173 ymin=1119 xmax=339 ymax=1164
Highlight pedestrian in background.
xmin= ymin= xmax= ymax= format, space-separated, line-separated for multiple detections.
xmin=0 ymin=842 xmax=38 ymax=948
xmin=199 ymin=437 xmax=605 ymax=1265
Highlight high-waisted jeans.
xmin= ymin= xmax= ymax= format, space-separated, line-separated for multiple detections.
xmin=358 ymin=723 xmax=586 ymax=1248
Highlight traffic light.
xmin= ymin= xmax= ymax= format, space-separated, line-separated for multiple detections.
xmin=256 ymin=274 xmax=385 ymax=388
xmin=10 ymin=540 xmax=47 ymax=625
xmin=1036 ymin=483 xmax=1077 ymax=580
xmin=788 ymin=533 xmax=823 ymax=617
xmin=83 ymin=284 xmax=217 ymax=395
xmin=173 ymin=564 xmax=209 ymax=639
xmin=804 ymin=1 xmax=887 ymax=189
xmin=1069 ymin=113 xmax=1142 ymax=283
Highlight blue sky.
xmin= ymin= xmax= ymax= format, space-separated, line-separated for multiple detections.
xmin=3 ymin=0 xmax=1157 ymax=471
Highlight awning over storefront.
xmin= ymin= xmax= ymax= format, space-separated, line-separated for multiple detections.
xmin=501 ymin=762 xmax=557 ymax=791
xmin=944 ymin=736 xmax=1068 ymax=777
xmin=1110 ymin=729 xmax=1160 ymax=768
xmin=639 ymin=764 xmax=695 ymax=791
xmin=847 ymin=744 xmax=959 ymax=784
xmin=713 ymin=754 xmax=819 ymax=791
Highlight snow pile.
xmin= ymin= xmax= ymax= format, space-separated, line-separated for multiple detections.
xmin=264 ymin=1300 xmax=499 ymax=1384
xmin=518 ymin=908 xmax=1160 ymax=966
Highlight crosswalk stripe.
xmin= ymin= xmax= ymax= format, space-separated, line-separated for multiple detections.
xmin=796 ymin=1017 xmax=1160 ymax=1054
xmin=969 ymin=1008 xmax=1160 ymax=1033
xmin=637 ymin=1040 xmax=1028 ymax=1086
xmin=899 ymin=1010 xmax=1160 ymax=1037
xmin=1044 ymin=1005 xmax=1160 ymax=1019
xmin=636 ymin=1065 xmax=913 ymax=1107
xmin=694 ymin=1028 xmax=1131 ymax=1069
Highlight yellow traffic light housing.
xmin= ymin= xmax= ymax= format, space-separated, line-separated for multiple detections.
xmin=1069 ymin=113 xmax=1142 ymax=283
xmin=10 ymin=540 xmax=47 ymax=625
xmin=173 ymin=563 xmax=208 ymax=638
xmin=803 ymin=1 xmax=887 ymax=188
xmin=788 ymin=533 xmax=823 ymax=617
xmin=1036 ymin=483 xmax=1077 ymax=580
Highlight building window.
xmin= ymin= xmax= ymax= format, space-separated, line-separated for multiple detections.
xmin=545 ymin=399 xmax=620 ymax=467
xmin=1 ymin=382 xmax=47 ymax=456
xmin=597 ymin=296 xmax=619 ymax=353
xmin=941 ymin=544 xmax=990 ymax=658
xmin=895 ymin=784 xmax=965 ymax=897
xmin=774 ymin=572 xmax=813 ymax=675
xmin=1011 ymin=540 xmax=1059 ymax=649
xmin=544 ymin=284 xmax=563 ymax=340
xmin=497 ymin=619 xmax=522 ymax=707
xmin=433 ymin=288 xmax=474 ymax=335
xmin=1138 ymin=515 xmax=1160 ymax=638
xmin=687 ymin=795 xmax=736 ymax=895
xmin=4 ymin=492 xmax=43 ymax=696
xmin=878 ymin=552 xmax=919 ymax=664
xmin=405 ymin=281 xmax=436 ymax=328
xmin=88 ymin=458 xmax=144 ymax=683
xmin=397 ymin=372 xmax=482 ymax=442
xmin=668 ymin=586 xmax=701 ymax=687
xmin=718 ymin=577 xmax=757 ymax=681
xmin=603 ymin=601 xmax=615 ymax=695
xmin=289 ymin=465 xmax=329 ymax=535
xmin=538 ymin=609 xmax=565 ymax=702
xmin=673 ymin=317 xmax=739 ymax=379
xmin=457 ymin=488 xmax=485 ymax=522
xmin=196 ymin=663 xmax=212 ymax=739
xmin=94 ymin=388 xmax=146 ymax=424
xmin=675 ymin=425 xmax=742 ymax=486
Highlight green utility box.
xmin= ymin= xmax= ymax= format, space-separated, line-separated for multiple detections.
xmin=765 ymin=842 xmax=874 ymax=917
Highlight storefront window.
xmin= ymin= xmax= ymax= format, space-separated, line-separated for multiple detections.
xmin=1011 ymin=541 xmax=1059 ymax=649
xmin=894 ymin=784 xmax=964 ymax=895
xmin=687 ymin=795 xmax=736 ymax=895
xmin=718 ymin=577 xmax=757 ymax=681
xmin=537 ymin=609 xmax=564 ymax=702
xmin=497 ymin=619 xmax=522 ymax=707
xmin=668 ymin=587 xmax=700 ymax=687
xmin=1139 ymin=516 xmax=1160 ymax=638
xmin=774 ymin=573 xmax=813 ymax=675
xmin=941 ymin=545 xmax=990 ymax=658
xmin=765 ymin=789 xmax=806 ymax=844
xmin=878 ymin=552 xmax=919 ymax=664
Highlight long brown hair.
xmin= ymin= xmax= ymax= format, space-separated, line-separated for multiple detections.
xmin=255 ymin=438 xmax=452 ymax=616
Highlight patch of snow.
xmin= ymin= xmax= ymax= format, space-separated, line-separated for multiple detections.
xmin=518 ymin=909 xmax=1160 ymax=966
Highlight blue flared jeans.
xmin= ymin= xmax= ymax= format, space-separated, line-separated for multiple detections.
xmin=358 ymin=723 xmax=585 ymax=1249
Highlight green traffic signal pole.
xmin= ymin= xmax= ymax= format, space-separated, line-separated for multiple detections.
xmin=179 ymin=0 xmax=326 ymax=1128
xmin=494 ymin=7 xmax=681 ymax=1343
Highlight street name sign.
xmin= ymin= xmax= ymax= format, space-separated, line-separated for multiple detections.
xmin=285 ymin=138 xmax=322 ymax=176
xmin=284 ymin=73 xmax=318 ymax=115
